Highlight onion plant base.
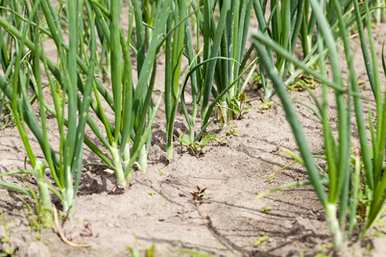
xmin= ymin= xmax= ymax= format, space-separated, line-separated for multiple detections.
xmin=110 ymin=144 xmax=128 ymax=189
xmin=326 ymin=203 xmax=344 ymax=250
xmin=35 ymin=161 xmax=54 ymax=228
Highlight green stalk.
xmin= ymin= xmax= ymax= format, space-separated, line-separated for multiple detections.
xmin=252 ymin=40 xmax=327 ymax=205
xmin=110 ymin=0 xmax=123 ymax=142
xmin=181 ymin=16 xmax=199 ymax=144
xmin=201 ymin=0 xmax=231 ymax=121
xmin=309 ymin=0 xmax=350 ymax=208
xmin=165 ymin=0 xmax=186 ymax=160
xmin=72 ymin=2 xmax=97 ymax=192
xmin=349 ymin=152 xmax=361 ymax=235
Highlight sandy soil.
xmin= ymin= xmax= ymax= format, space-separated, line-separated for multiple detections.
xmin=0 ymin=21 xmax=385 ymax=257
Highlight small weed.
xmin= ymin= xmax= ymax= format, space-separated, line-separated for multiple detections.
xmin=178 ymin=248 xmax=215 ymax=257
xmin=128 ymin=244 xmax=156 ymax=257
xmin=0 ymin=217 xmax=16 ymax=257
xmin=254 ymin=235 xmax=269 ymax=247
xmin=258 ymin=100 xmax=274 ymax=111
xmin=288 ymin=76 xmax=317 ymax=92
xmin=225 ymin=124 xmax=240 ymax=137
xmin=260 ymin=206 xmax=272 ymax=214
xmin=0 ymin=100 xmax=12 ymax=130
xmin=180 ymin=133 xmax=228 ymax=157
xmin=191 ymin=186 xmax=207 ymax=205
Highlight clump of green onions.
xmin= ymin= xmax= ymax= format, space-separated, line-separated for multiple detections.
xmin=0 ymin=0 xmax=96 ymax=223
xmin=82 ymin=0 xmax=172 ymax=188
xmin=164 ymin=0 xmax=187 ymax=160
xmin=179 ymin=0 xmax=257 ymax=148
xmin=253 ymin=0 xmax=385 ymax=250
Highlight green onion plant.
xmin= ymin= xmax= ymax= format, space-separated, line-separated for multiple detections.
xmin=252 ymin=0 xmax=361 ymax=100
xmin=179 ymin=0 xmax=256 ymax=149
xmin=164 ymin=0 xmax=187 ymax=160
xmin=253 ymin=0 xmax=385 ymax=250
xmin=0 ymin=0 xmax=96 ymax=223
xmin=81 ymin=0 xmax=171 ymax=188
